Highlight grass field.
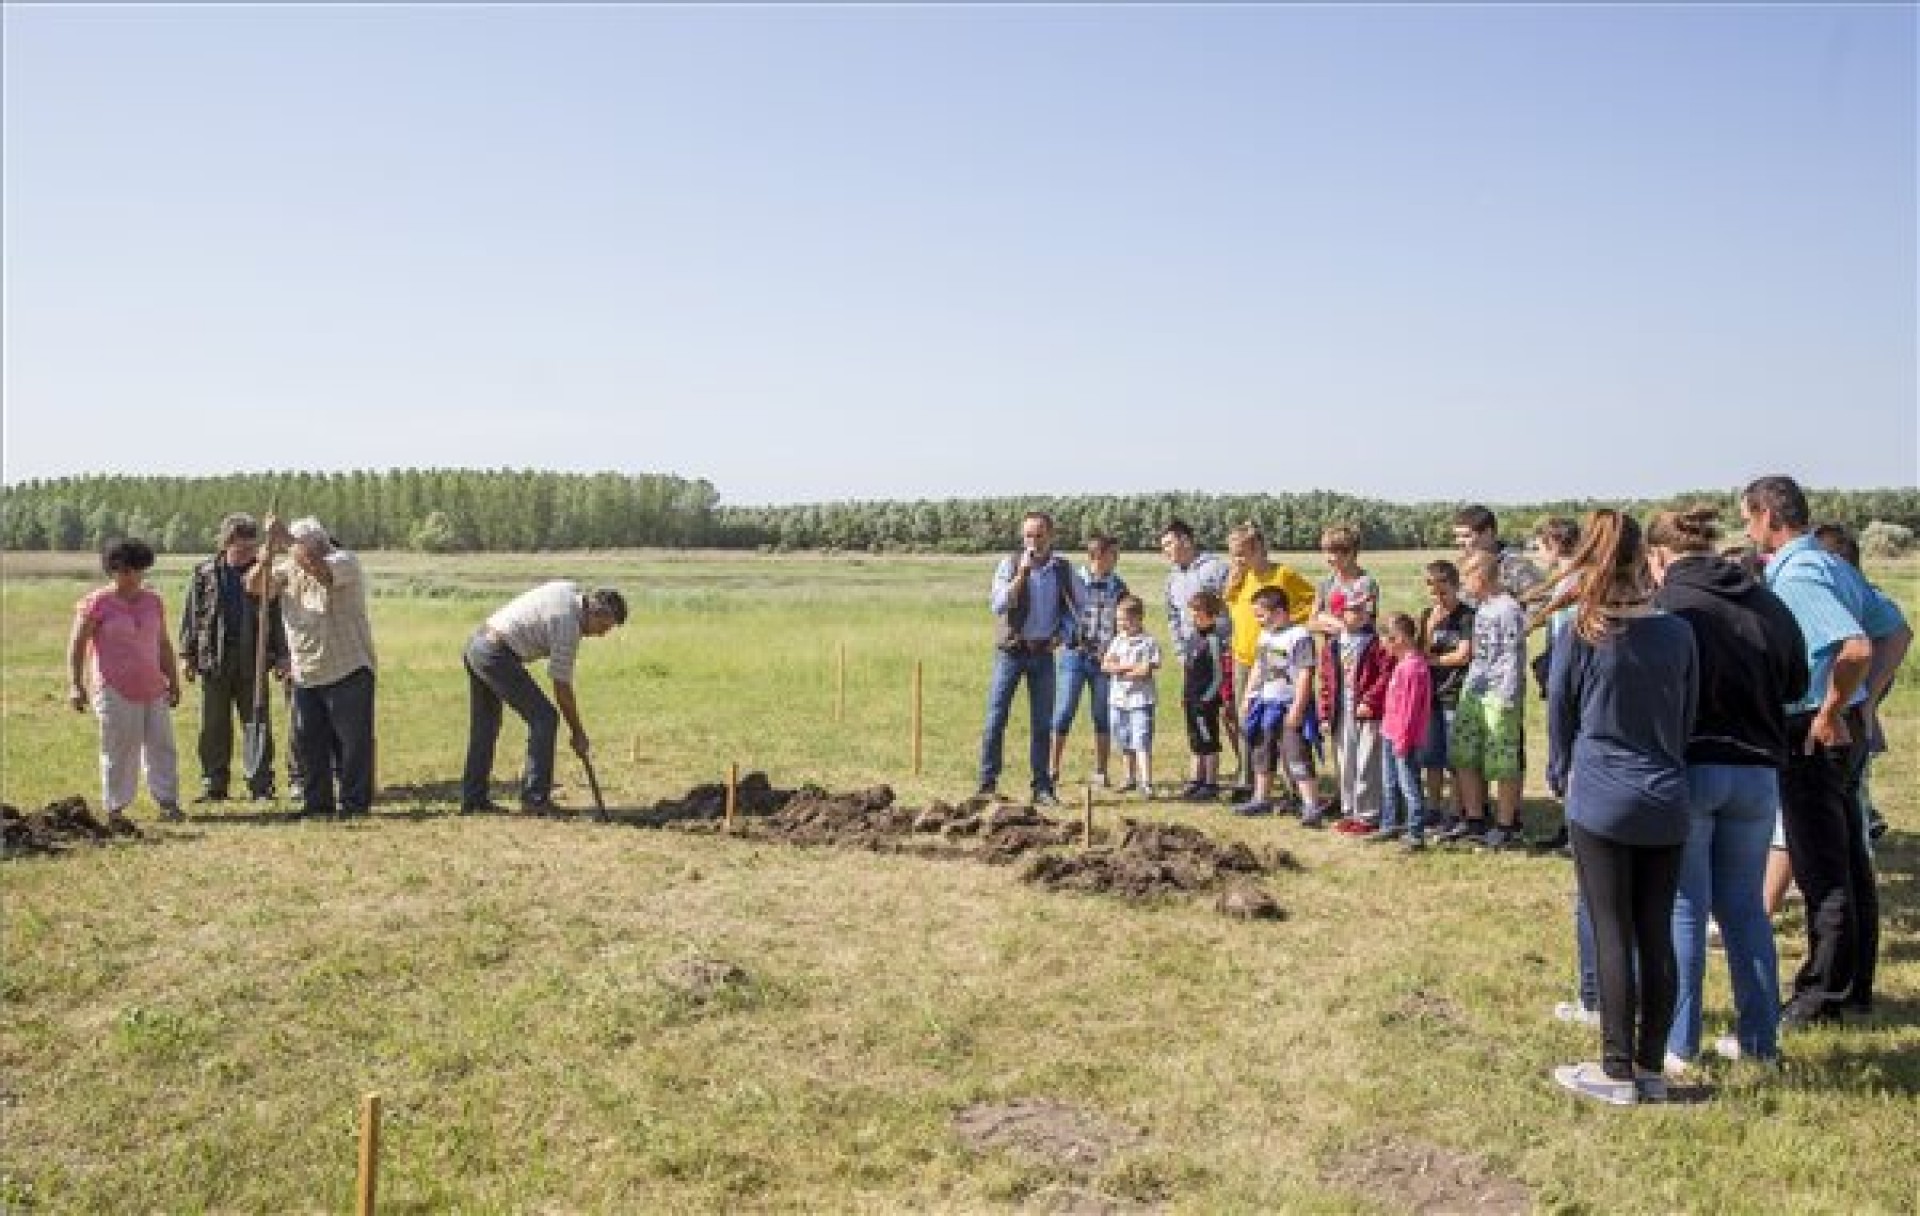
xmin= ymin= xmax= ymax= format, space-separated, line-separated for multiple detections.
xmin=3 ymin=547 xmax=1918 ymax=1213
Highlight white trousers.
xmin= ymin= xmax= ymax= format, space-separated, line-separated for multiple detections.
xmin=94 ymin=686 xmax=179 ymax=812
xmin=1335 ymin=712 xmax=1384 ymax=818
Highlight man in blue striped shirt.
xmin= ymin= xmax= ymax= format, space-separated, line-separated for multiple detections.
xmin=1741 ymin=475 xmax=1903 ymax=1025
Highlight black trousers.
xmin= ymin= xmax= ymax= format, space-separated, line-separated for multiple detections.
xmin=1779 ymin=707 xmax=1875 ymax=1016
xmin=1570 ymin=823 xmax=1683 ymax=1079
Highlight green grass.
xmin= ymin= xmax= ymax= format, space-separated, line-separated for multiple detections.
xmin=3 ymin=548 xmax=1918 ymax=1213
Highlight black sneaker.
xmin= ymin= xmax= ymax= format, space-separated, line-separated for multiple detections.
xmin=1439 ymin=818 xmax=1486 ymax=844
xmin=1477 ymin=824 xmax=1522 ymax=851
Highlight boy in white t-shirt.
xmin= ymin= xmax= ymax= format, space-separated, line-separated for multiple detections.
xmin=1101 ymin=595 xmax=1162 ymax=799
xmin=1234 ymin=587 xmax=1326 ymax=825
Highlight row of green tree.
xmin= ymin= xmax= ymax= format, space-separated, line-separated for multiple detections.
xmin=715 ymin=488 xmax=1920 ymax=554
xmin=0 ymin=470 xmax=720 ymax=553
xmin=2 ymin=472 xmax=1915 ymax=555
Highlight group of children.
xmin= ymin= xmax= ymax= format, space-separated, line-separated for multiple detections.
xmin=1079 ymin=515 xmax=1561 ymax=853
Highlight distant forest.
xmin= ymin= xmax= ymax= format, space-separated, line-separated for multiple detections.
xmin=2 ymin=470 xmax=1916 ymax=555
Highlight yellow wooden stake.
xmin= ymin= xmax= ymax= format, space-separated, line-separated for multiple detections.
xmin=357 ymin=1092 xmax=381 ymax=1216
xmin=725 ymin=762 xmax=739 ymax=832
xmin=1083 ymin=787 xmax=1094 ymax=848
xmin=835 ymin=640 xmax=847 ymax=723
xmin=911 ymin=660 xmax=924 ymax=777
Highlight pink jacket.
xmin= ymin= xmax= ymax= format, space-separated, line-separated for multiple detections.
xmin=1381 ymin=651 xmax=1433 ymax=753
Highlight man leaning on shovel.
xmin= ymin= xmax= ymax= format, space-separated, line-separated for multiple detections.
xmin=460 ymin=582 xmax=627 ymax=815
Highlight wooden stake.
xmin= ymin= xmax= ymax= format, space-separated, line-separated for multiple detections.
xmin=356 ymin=1092 xmax=381 ymax=1216
xmin=910 ymin=660 xmax=924 ymax=776
xmin=1083 ymin=787 xmax=1094 ymax=849
xmin=725 ymin=762 xmax=739 ymax=833
xmin=835 ymin=641 xmax=847 ymax=723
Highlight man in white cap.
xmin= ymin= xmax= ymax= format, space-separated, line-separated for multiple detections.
xmin=252 ymin=514 xmax=377 ymax=817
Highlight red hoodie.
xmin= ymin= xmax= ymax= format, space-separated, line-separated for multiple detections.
xmin=1317 ymin=629 xmax=1394 ymax=725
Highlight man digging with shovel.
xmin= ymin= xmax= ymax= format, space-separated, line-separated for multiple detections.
xmin=460 ymin=583 xmax=627 ymax=816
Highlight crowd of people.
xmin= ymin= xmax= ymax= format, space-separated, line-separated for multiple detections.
xmin=976 ymin=475 xmax=1910 ymax=1103
xmin=58 ymin=474 xmax=1911 ymax=1105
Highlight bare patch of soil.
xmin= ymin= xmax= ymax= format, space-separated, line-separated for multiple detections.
xmin=954 ymin=1099 xmax=1147 ymax=1173
xmin=2 ymin=797 xmax=134 ymax=858
xmin=656 ymin=955 xmax=750 ymax=1001
xmin=1325 ymin=1141 xmax=1530 ymax=1215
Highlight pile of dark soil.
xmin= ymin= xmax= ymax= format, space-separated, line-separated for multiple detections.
xmin=1021 ymin=820 xmax=1290 ymax=906
xmin=2 ymin=797 xmax=137 ymax=857
xmin=756 ymin=787 xmax=1085 ymax=861
xmin=631 ymin=771 xmax=794 ymax=825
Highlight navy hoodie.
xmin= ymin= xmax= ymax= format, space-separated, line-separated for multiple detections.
xmin=1653 ymin=555 xmax=1810 ymax=768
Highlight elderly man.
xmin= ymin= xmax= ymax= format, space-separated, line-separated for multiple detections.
xmin=461 ymin=581 xmax=628 ymax=814
xmin=178 ymin=512 xmax=288 ymax=803
xmin=252 ymin=514 xmax=378 ymax=818
xmin=979 ymin=511 xmax=1078 ymax=806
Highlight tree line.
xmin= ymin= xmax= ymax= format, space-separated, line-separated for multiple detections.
xmin=2 ymin=471 xmax=1915 ymax=556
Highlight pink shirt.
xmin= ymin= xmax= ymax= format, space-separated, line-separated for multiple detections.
xmin=77 ymin=588 xmax=170 ymax=702
xmin=1381 ymin=650 xmax=1433 ymax=753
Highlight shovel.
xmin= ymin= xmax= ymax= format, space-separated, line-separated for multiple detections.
xmin=242 ymin=513 xmax=277 ymax=792
xmin=579 ymin=748 xmax=609 ymax=822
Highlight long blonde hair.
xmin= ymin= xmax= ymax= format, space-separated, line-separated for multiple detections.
xmin=1537 ymin=509 xmax=1652 ymax=644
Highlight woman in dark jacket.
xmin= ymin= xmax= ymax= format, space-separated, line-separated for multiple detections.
xmin=1647 ymin=506 xmax=1808 ymax=1065
xmin=1545 ymin=510 xmax=1698 ymax=1105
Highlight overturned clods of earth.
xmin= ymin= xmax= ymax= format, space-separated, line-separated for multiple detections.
xmin=1021 ymin=820 xmax=1292 ymax=911
xmin=2 ymin=797 xmax=140 ymax=857
xmin=635 ymin=775 xmax=1290 ymax=915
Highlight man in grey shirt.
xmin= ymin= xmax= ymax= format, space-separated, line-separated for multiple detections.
xmin=461 ymin=582 xmax=627 ymax=814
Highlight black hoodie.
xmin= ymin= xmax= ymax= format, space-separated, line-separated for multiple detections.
xmin=1652 ymin=554 xmax=1810 ymax=767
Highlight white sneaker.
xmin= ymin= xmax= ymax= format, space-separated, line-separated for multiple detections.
xmin=1662 ymin=1052 xmax=1701 ymax=1083
xmin=1553 ymin=1001 xmax=1602 ymax=1028
xmin=1712 ymin=1036 xmax=1743 ymax=1062
xmin=1551 ymin=1062 xmax=1637 ymax=1106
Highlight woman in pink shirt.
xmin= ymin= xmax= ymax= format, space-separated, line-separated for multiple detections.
xmin=66 ymin=539 xmax=183 ymax=827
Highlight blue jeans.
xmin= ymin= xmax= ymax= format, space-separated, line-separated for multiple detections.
xmin=1051 ymin=649 xmax=1111 ymax=738
xmin=292 ymin=666 xmax=375 ymax=814
xmin=1380 ymin=743 xmax=1425 ymax=839
xmin=1669 ymin=763 xmax=1781 ymax=1061
xmin=980 ymin=647 xmax=1057 ymax=794
xmin=1575 ymin=891 xmax=1600 ymax=1012
xmin=462 ymin=632 xmax=561 ymax=809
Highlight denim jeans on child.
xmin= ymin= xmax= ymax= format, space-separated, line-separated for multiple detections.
xmin=1051 ymin=648 xmax=1111 ymax=740
xmin=1668 ymin=762 xmax=1782 ymax=1061
xmin=1380 ymin=742 xmax=1425 ymax=839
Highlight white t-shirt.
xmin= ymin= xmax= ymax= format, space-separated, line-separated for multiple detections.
xmin=1253 ymin=625 xmax=1315 ymax=705
xmin=1103 ymin=632 xmax=1161 ymax=709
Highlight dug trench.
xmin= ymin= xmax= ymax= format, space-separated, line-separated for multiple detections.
xmin=630 ymin=773 xmax=1295 ymax=919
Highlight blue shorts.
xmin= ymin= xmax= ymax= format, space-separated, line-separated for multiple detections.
xmin=1111 ymin=705 xmax=1155 ymax=753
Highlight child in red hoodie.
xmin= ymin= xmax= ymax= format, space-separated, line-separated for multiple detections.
xmin=1319 ymin=589 xmax=1395 ymax=834
xmin=1374 ymin=612 xmax=1434 ymax=851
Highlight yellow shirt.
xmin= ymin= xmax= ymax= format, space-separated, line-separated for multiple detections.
xmin=1226 ymin=563 xmax=1316 ymax=667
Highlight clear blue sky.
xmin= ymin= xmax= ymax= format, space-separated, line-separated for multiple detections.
xmin=4 ymin=4 xmax=1914 ymax=505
